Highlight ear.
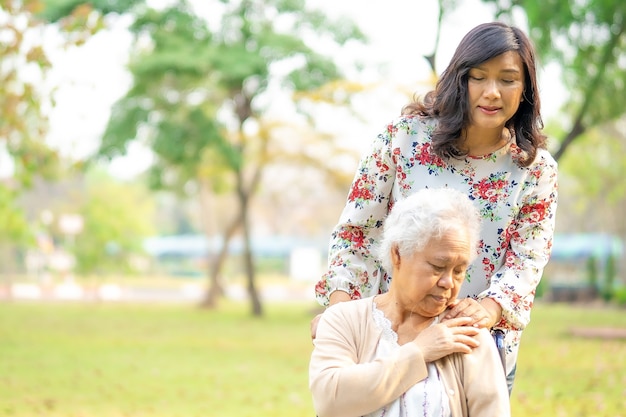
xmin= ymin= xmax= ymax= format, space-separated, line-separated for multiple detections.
xmin=391 ymin=245 xmax=401 ymax=268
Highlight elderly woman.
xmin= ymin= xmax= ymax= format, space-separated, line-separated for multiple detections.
xmin=309 ymin=187 xmax=510 ymax=417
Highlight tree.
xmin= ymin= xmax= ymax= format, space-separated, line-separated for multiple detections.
xmin=72 ymin=169 xmax=157 ymax=276
xmin=0 ymin=0 xmax=131 ymax=253
xmin=18 ymin=168 xmax=156 ymax=279
xmin=96 ymin=0 xmax=366 ymax=316
xmin=483 ymin=0 xmax=626 ymax=160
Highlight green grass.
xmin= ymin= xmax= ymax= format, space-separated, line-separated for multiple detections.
xmin=511 ymin=302 xmax=626 ymax=417
xmin=0 ymin=300 xmax=624 ymax=417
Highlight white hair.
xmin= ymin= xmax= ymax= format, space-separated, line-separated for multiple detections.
xmin=378 ymin=187 xmax=481 ymax=272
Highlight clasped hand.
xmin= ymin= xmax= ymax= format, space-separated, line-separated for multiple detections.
xmin=443 ymin=297 xmax=499 ymax=329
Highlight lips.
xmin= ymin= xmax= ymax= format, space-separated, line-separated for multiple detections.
xmin=479 ymin=106 xmax=501 ymax=115
xmin=430 ymin=295 xmax=448 ymax=304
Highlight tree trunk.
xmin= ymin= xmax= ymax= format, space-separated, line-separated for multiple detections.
xmin=198 ymin=221 xmax=238 ymax=308
xmin=239 ymin=185 xmax=262 ymax=316
xmin=553 ymin=118 xmax=585 ymax=161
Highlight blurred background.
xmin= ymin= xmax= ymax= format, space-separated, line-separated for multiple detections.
xmin=1 ymin=0 xmax=625 ymax=315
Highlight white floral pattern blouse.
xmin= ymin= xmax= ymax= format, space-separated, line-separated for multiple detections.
xmin=315 ymin=115 xmax=558 ymax=372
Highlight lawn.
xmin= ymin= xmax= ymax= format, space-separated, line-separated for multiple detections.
xmin=0 ymin=299 xmax=624 ymax=417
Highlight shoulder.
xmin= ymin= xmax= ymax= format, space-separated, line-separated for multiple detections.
xmin=384 ymin=114 xmax=436 ymax=136
xmin=377 ymin=115 xmax=437 ymax=148
xmin=527 ymin=148 xmax=559 ymax=183
xmin=405 ymin=114 xmax=437 ymax=132
xmin=532 ymin=147 xmax=557 ymax=167
xmin=323 ymin=297 xmax=373 ymax=321
xmin=511 ymin=145 xmax=558 ymax=170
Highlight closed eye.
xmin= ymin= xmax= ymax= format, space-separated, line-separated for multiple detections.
xmin=430 ymin=263 xmax=445 ymax=272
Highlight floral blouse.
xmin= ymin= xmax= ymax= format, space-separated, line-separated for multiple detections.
xmin=315 ymin=115 xmax=558 ymax=370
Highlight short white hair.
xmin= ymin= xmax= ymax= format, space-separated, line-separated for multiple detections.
xmin=378 ymin=187 xmax=481 ymax=272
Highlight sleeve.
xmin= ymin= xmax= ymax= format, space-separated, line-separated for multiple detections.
xmin=314 ymin=121 xmax=399 ymax=306
xmin=461 ymin=329 xmax=511 ymax=416
xmin=478 ymin=152 xmax=558 ymax=330
xmin=309 ymin=305 xmax=429 ymax=417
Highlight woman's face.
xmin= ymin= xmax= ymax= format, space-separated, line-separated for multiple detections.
xmin=391 ymin=228 xmax=471 ymax=318
xmin=466 ymin=51 xmax=525 ymax=131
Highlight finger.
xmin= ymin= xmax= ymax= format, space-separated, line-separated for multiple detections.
xmin=447 ymin=299 xmax=460 ymax=308
xmin=310 ymin=314 xmax=322 ymax=340
xmin=441 ymin=316 xmax=474 ymax=327
xmin=444 ymin=299 xmax=476 ymax=318
xmin=455 ymin=334 xmax=481 ymax=349
xmin=452 ymin=325 xmax=481 ymax=336
xmin=473 ymin=316 xmax=492 ymax=329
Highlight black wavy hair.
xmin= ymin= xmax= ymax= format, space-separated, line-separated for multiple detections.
xmin=403 ymin=22 xmax=546 ymax=167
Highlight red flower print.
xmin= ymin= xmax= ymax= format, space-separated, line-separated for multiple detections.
xmin=314 ymin=280 xmax=328 ymax=296
xmin=396 ymin=166 xmax=407 ymax=180
xmin=375 ymin=159 xmax=389 ymax=173
xmin=519 ymin=200 xmax=549 ymax=222
xmin=350 ymin=286 xmax=361 ymax=300
xmin=348 ymin=175 xmax=374 ymax=202
xmin=338 ymin=228 xmax=366 ymax=248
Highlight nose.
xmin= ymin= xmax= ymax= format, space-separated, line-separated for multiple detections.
xmin=483 ymin=79 xmax=501 ymax=99
xmin=438 ymin=272 xmax=454 ymax=289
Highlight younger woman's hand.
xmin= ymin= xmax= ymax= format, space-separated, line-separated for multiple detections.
xmin=443 ymin=298 xmax=495 ymax=328
xmin=413 ymin=317 xmax=480 ymax=362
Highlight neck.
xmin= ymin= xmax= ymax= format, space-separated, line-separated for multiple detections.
xmin=375 ymin=293 xmax=433 ymax=332
xmin=462 ymin=126 xmax=510 ymax=156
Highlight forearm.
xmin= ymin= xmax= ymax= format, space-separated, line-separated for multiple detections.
xmin=315 ymin=124 xmax=396 ymax=307
xmin=479 ymin=297 xmax=502 ymax=329
xmin=311 ymin=342 xmax=427 ymax=417
xmin=486 ymin=156 xmax=558 ymax=329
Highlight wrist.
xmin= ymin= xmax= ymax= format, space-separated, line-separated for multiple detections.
xmin=329 ymin=290 xmax=351 ymax=306
xmin=480 ymin=298 xmax=502 ymax=328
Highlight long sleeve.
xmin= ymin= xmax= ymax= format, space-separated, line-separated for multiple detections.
xmin=314 ymin=120 xmax=404 ymax=306
xmin=440 ymin=329 xmax=511 ymax=417
xmin=309 ymin=300 xmax=429 ymax=417
xmin=478 ymin=150 xmax=558 ymax=331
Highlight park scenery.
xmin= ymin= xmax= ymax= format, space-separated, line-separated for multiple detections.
xmin=1 ymin=0 xmax=626 ymax=416
xmin=1 ymin=291 xmax=625 ymax=416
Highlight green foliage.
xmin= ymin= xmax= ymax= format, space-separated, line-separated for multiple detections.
xmin=485 ymin=0 xmax=626 ymax=159
xmin=614 ymin=286 xmax=626 ymax=306
xmin=586 ymin=256 xmax=598 ymax=290
xmin=601 ymin=254 xmax=616 ymax=302
xmin=39 ymin=0 xmax=146 ymax=21
xmin=0 ymin=0 xmax=130 ymax=248
xmin=71 ymin=169 xmax=156 ymax=275
xmin=93 ymin=0 xmax=367 ymax=315
xmin=558 ymin=126 xmax=626 ymax=209
xmin=0 ymin=185 xmax=33 ymax=246
xmin=97 ymin=0 xmax=366 ymax=195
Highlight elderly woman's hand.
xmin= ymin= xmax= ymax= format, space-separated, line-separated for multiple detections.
xmin=413 ymin=317 xmax=481 ymax=362
xmin=443 ymin=297 xmax=502 ymax=329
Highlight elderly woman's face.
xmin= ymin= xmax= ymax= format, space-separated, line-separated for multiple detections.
xmin=391 ymin=228 xmax=471 ymax=317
